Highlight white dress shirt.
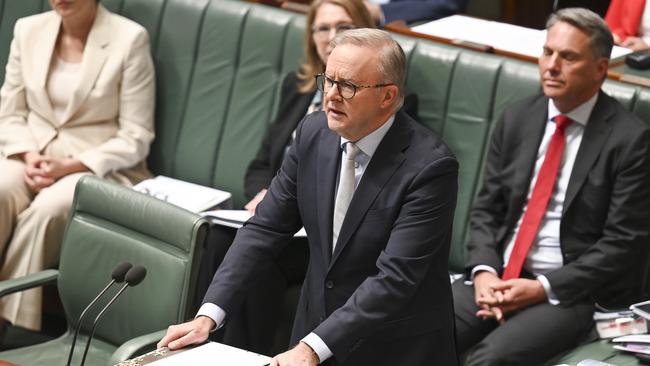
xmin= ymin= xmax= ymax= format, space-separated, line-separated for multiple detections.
xmin=471 ymin=93 xmax=597 ymax=305
xmin=198 ymin=115 xmax=396 ymax=363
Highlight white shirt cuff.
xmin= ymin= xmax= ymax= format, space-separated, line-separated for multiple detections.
xmin=196 ymin=303 xmax=227 ymax=331
xmin=464 ymin=265 xmax=498 ymax=284
xmin=302 ymin=332 xmax=333 ymax=363
xmin=536 ymin=275 xmax=560 ymax=305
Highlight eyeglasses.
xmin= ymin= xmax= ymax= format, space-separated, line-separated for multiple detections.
xmin=315 ymin=73 xmax=393 ymax=99
xmin=312 ymin=23 xmax=355 ymax=38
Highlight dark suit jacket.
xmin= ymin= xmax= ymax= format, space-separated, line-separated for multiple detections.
xmin=382 ymin=0 xmax=468 ymax=24
xmin=244 ymin=72 xmax=419 ymax=201
xmin=206 ymin=110 xmax=459 ymax=365
xmin=466 ymin=91 xmax=650 ymax=307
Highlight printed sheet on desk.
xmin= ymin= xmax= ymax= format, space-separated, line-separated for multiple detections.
xmin=149 ymin=342 xmax=271 ymax=366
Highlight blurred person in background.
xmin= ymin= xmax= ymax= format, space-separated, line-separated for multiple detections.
xmin=0 ymin=0 xmax=154 ymax=340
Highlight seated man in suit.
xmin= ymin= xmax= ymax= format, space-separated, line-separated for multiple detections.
xmin=453 ymin=7 xmax=650 ymax=366
xmin=159 ymin=28 xmax=459 ymax=366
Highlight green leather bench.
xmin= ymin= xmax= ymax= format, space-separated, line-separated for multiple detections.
xmin=2 ymin=0 xmax=650 ymax=363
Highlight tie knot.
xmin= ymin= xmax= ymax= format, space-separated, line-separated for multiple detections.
xmin=345 ymin=143 xmax=360 ymax=160
xmin=554 ymin=115 xmax=573 ymax=132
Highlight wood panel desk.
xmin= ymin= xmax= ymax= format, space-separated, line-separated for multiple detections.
xmin=385 ymin=17 xmax=650 ymax=89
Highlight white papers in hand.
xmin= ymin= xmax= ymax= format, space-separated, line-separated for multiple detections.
xmin=149 ymin=342 xmax=271 ymax=366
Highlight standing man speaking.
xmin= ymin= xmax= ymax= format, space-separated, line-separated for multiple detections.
xmin=159 ymin=29 xmax=459 ymax=366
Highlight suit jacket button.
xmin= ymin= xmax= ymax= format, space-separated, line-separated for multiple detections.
xmin=325 ymin=280 xmax=334 ymax=289
xmin=319 ymin=316 xmax=325 ymax=323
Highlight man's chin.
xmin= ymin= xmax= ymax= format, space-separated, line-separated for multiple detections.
xmin=542 ymin=87 xmax=564 ymax=99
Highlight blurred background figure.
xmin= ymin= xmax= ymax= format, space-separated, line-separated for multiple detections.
xmin=605 ymin=0 xmax=650 ymax=51
xmin=363 ymin=0 xmax=468 ymax=25
xmin=0 ymin=0 xmax=155 ymax=341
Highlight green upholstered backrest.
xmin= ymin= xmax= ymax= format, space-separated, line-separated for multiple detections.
xmin=2 ymin=0 xmax=650 ymax=273
xmin=0 ymin=0 xmax=51 ymax=87
xmin=58 ymin=176 xmax=208 ymax=346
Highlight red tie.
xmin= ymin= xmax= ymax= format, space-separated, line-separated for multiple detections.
xmin=502 ymin=115 xmax=573 ymax=280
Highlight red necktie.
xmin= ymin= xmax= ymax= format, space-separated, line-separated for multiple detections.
xmin=502 ymin=115 xmax=573 ymax=280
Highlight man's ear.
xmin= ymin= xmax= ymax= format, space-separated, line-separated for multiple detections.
xmin=380 ymin=85 xmax=398 ymax=109
xmin=596 ymin=57 xmax=609 ymax=82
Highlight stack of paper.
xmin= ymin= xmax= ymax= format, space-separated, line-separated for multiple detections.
xmin=612 ymin=334 xmax=650 ymax=355
xmin=411 ymin=15 xmax=632 ymax=60
xmin=202 ymin=209 xmax=307 ymax=237
xmin=149 ymin=342 xmax=271 ymax=365
xmin=133 ymin=176 xmax=232 ymax=213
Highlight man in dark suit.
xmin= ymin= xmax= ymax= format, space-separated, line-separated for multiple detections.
xmin=454 ymin=8 xmax=650 ymax=365
xmin=159 ymin=28 xmax=459 ymax=366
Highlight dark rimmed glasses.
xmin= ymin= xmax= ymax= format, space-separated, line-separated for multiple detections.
xmin=315 ymin=73 xmax=393 ymax=99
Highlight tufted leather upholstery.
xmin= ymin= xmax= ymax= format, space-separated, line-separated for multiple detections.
xmin=2 ymin=1 xmax=650 ymax=363
xmin=0 ymin=176 xmax=208 ymax=365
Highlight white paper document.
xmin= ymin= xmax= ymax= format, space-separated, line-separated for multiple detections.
xmin=149 ymin=342 xmax=271 ymax=365
xmin=133 ymin=175 xmax=232 ymax=213
xmin=202 ymin=209 xmax=307 ymax=237
xmin=411 ymin=15 xmax=632 ymax=60
xmin=612 ymin=334 xmax=650 ymax=343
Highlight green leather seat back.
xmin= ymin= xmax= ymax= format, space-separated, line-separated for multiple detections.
xmin=0 ymin=0 xmax=50 ymax=87
xmin=144 ymin=0 xmax=209 ymax=179
xmin=58 ymin=176 xmax=208 ymax=346
xmin=170 ymin=0 xmax=246 ymax=185
xmin=212 ymin=4 xmax=300 ymax=206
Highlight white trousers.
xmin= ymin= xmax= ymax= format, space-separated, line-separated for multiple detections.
xmin=0 ymin=157 xmax=87 ymax=331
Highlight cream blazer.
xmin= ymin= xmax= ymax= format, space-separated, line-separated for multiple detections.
xmin=0 ymin=5 xmax=155 ymax=184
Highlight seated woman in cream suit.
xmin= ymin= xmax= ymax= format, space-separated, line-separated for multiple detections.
xmin=0 ymin=0 xmax=155 ymax=336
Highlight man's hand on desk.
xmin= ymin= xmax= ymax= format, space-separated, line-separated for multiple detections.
xmin=157 ymin=316 xmax=214 ymax=350
xmin=270 ymin=342 xmax=319 ymax=366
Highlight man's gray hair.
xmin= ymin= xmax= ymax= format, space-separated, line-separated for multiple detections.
xmin=547 ymin=7 xmax=613 ymax=59
xmin=331 ymin=28 xmax=406 ymax=110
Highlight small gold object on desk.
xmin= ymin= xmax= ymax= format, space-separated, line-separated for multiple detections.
xmin=114 ymin=347 xmax=185 ymax=366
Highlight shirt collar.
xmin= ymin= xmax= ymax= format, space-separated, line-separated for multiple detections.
xmin=547 ymin=92 xmax=598 ymax=127
xmin=340 ymin=114 xmax=396 ymax=158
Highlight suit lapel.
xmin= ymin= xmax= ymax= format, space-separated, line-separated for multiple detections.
xmin=329 ymin=112 xmax=410 ymax=268
xmin=316 ymin=121 xmax=341 ymax=263
xmin=33 ymin=12 xmax=60 ymax=124
xmin=563 ymin=91 xmax=614 ymax=213
xmin=510 ymin=97 xmax=548 ymax=222
xmin=60 ymin=5 xmax=110 ymax=124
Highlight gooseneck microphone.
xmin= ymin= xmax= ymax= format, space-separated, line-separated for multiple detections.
xmin=66 ymin=261 xmax=132 ymax=366
xmin=79 ymin=265 xmax=147 ymax=366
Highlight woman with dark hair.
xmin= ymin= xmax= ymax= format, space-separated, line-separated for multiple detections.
xmin=0 ymin=0 xmax=155 ymax=337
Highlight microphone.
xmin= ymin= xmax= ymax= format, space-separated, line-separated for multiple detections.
xmin=66 ymin=261 xmax=132 ymax=366
xmin=80 ymin=266 xmax=147 ymax=366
